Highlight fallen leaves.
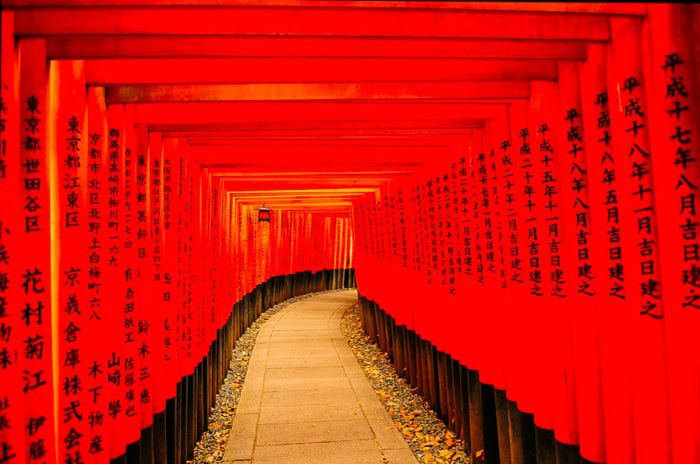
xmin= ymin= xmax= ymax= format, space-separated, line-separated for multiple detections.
xmin=341 ymin=305 xmax=469 ymax=464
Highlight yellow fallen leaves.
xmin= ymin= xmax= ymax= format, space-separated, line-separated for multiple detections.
xmin=400 ymin=408 xmax=423 ymax=421
xmin=377 ymin=389 xmax=391 ymax=400
xmin=341 ymin=305 xmax=469 ymax=464
xmin=423 ymin=450 xmax=463 ymax=464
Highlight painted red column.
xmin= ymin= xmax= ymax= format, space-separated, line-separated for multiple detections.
xmin=555 ymin=62 xmax=606 ymax=462
xmin=494 ymin=130 xmax=528 ymax=406
xmin=608 ymin=18 xmax=673 ymax=464
xmin=51 ymin=58 xmax=93 ymax=464
xmin=0 ymin=11 xmax=27 ymax=464
xmin=160 ymin=137 xmax=178 ymax=406
xmin=580 ymin=42 xmax=636 ymax=464
xmin=17 ymin=37 xmax=56 ymax=464
xmin=644 ymin=5 xmax=700 ymax=464
xmin=119 ymin=105 xmax=143 ymax=446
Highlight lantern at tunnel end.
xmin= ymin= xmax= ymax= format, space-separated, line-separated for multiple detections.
xmin=258 ymin=204 xmax=271 ymax=222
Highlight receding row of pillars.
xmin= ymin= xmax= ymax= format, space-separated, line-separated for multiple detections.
xmin=358 ymin=297 xmax=593 ymax=464
xmin=107 ymin=269 xmax=356 ymax=464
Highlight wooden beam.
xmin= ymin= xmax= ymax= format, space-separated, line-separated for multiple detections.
xmin=163 ymin=129 xmax=477 ymax=139
xmin=235 ymin=199 xmax=353 ymax=206
xmin=86 ymin=58 xmax=557 ymax=85
xmin=218 ymin=176 xmax=404 ymax=188
xmin=151 ymin=119 xmax=486 ymax=133
xmin=228 ymin=188 xmax=376 ymax=195
xmin=233 ymin=194 xmax=366 ymax=202
xmin=187 ymin=138 xmax=458 ymax=148
xmin=47 ymin=36 xmax=588 ymax=60
xmin=235 ymin=199 xmax=363 ymax=206
xmin=130 ymin=101 xmax=508 ymax=124
xmin=185 ymin=136 xmax=469 ymax=148
xmin=13 ymin=8 xmax=611 ymax=40
xmin=236 ymin=203 xmax=352 ymax=212
xmin=215 ymin=171 xmax=404 ymax=178
xmin=106 ymin=81 xmax=530 ymax=103
xmin=2 ymin=1 xmax=647 ymax=16
xmin=224 ymin=184 xmax=385 ymax=193
xmin=189 ymin=144 xmax=452 ymax=162
xmin=202 ymin=161 xmax=425 ymax=172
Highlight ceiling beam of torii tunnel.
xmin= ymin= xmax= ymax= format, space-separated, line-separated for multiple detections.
xmin=12 ymin=7 xmax=614 ymax=40
xmin=105 ymin=82 xmax=531 ymax=104
xmin=47 ymin=37 xmax=589 ymax=60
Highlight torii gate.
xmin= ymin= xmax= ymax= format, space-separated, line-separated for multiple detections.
xmin=0 ymin=3 xmax=698 ymax=464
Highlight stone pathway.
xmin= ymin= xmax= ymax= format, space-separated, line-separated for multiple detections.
xmin=222 ymin=290 xmax=418 ymax=464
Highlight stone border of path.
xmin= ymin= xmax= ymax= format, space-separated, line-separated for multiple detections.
xmin=221 ymin=290 xmax=418 ymax=464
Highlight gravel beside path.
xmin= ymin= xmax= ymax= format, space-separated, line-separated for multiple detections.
xmin=340 ymin=304 xmax=469 ymax=464
xmin=191 ymin=292 xmax=467 ymax=464
xmin=191 ymin=291 xmax=333 ymax=463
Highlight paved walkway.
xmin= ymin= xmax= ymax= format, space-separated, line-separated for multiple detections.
xmin=222 ymin=290 xmax=418 ymax=464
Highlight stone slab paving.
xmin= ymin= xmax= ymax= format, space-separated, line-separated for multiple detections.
xmin=222 ymin=290 xmax=418 ymax=464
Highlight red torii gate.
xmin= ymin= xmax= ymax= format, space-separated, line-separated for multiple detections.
xmin=0 ymin=3 xmax=698 ymax=464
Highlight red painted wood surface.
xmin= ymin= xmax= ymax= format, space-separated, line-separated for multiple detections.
xmin=0 ymin=3 xmax=698 ymax=464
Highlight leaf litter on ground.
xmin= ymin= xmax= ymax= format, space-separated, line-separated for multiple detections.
xmin=341 ymin=304 xmax=470 ymax=464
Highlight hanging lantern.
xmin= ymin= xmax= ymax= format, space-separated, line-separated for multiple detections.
xmin=258 ymin=204 xmax=271 ymax=222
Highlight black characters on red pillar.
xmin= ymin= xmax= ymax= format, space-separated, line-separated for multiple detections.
xmin=479 ymin=152 xmax=494 ymax=284
xmin=449 ymin=162 xmax=461 ymax=284
xmin=594 ymin=90 xmax=626 ymax=301
xmin=475 ymin=148 xmax=501 ymax=387
xmin=488 ymin=148 xmax=507 ymax=293
xmin=448 ymin=166 xmax=458 ymax=294
xmin=1 ymin=36 xmax=355 ymax=464
xmin=134 ymin=131 xmax=153 ymax=423
xmin=457 ymin=155 xmax=472 ymax=281
xmin=395 ymin=185 xmax=411 ymax=327
xmin=556 ymin=61 xmax=607 ymax=462
xmin=498 ymin=140 xmax=523 ymax=289
xmin=149 ymin=135 xmax=166 ymax=418
xmin=160 ymin=140 xmax=176 ymax=402
xmin=519 ymin=127 xmax=543 ymax=299
xmin=55 ymin=61 xmax=91 ymax=464
xmin=496 ymin=136 xmax=533 ymax=408
xmin=83 ymin=91 xmax=110 ymax=464
xmin=472 ymin=154 xmax=485 ymax=290
xmin=0 ymin=17 xmax=20 ymax=462
xmin=427 ymin=177 xmax=441 ymax=342
xmin=92 ymin=102 xmax=120 ymax=459
xmin=455 ymin=152 xmax=476 ymax=367
xmin=563 ymin=108 xmax=595 ymax=297
xmin=351 ymin=17 xmax=696 ymax=460
xmin=18 ymin=39 xmax=55 ymax=464
xmin=1 ymin=4 xmax=698 ymax=464
xmin=438 ymin=167 xmax=453 ymax=350
xmin=648 ymin=33 xmax=700 ymax=464
xmin=120 ymin=117 xmax=142 ymax=446
xmin=620 ymin=73 xmax=663 ymax=319
xmin=662 ymin=53 xmax=698 ymax=311
xmin=536 ymin=122 xmax=565 ymax=300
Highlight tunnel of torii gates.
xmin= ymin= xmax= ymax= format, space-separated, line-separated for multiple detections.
xmin=0 ymin=2 xmax=699 ymax=464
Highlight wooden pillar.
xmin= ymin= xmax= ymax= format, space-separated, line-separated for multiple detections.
xmin=494 ymin=389 xmax=512 ymax=464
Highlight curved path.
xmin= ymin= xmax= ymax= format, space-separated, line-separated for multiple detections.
xmin=222 ymin=290 xmax=418 ymax=464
